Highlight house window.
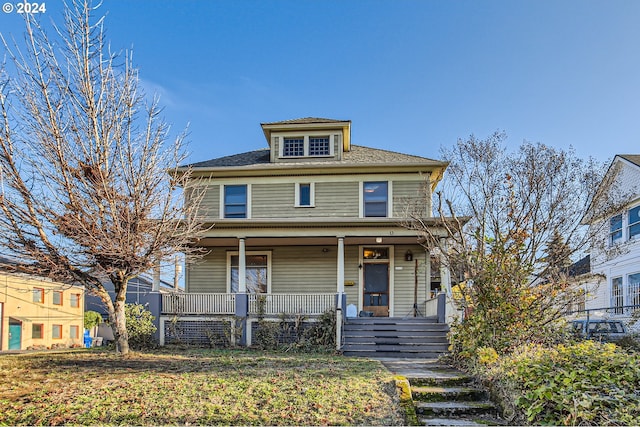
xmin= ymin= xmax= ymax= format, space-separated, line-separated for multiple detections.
xmin=70 ymin=325 xmax=80 ymax=339
xmin=70 ymin=293 xmax=81 ymax=308
xmin=629 ymin=206 xmax=640 ymax=240
xmin=32 ymin=324 xmax=44 ymax=339
xmin=224 ymin=185 xmax=247 ymax=218
xmin=612 ymin=277 xmax=623 ymax=314
xmin=295 ymin=183 xmax=314 ymax=207
xmin=309 ymin=136 xmax=330 ymax=156
xmin=629 ymin=273 xmax=640 ymax=311
xmin=32 ymin=288 xmax=44 ymax=303
xmin=52 ymin=324 xmax=62 ymax=339
xmin=53 ymin=290 xmax=63 ymax=306
xmin=283 ymin=137 xmax=304 ymax=157
xmin=363 ymin=181 xmax=388 ymax=217
xmin=610 ymin=214 xmax=623 ymax=245
xmin=229 ymin=253 xmax=270 ymax=293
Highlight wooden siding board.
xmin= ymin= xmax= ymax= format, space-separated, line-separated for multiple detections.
xmin=271 ymin=247 xmax=337 ymax=293
xmin=187 ymin=250 xmax=227 ymax=293
xmin=392 ymin=245 xmax=428 ymax=317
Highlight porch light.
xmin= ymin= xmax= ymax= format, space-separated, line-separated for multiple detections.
xmin=405 ymin=250 xmax=413 ymax=262
xmin=375 ymin=237 xmax=383 ymax=243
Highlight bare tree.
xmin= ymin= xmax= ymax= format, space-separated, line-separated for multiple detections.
xmin=0 ymin=1 xmax=207 ymax=354
xmin=402 ymin=132 xmax=626 ymax=352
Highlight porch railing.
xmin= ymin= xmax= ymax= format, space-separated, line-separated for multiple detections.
xmin=162 ymin=293 xmax=236 ymax=315
xmin=248 ymin=293 xmax=336 ymax=316
xmin=161 ymin=292 xmax=336 ymax=316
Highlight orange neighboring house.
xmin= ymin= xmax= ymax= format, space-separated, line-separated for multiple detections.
xmin=0 ymin=272 xmax=84 ymax=351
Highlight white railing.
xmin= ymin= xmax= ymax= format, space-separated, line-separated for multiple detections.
xmin=249 ymin=293 xmax=336 ymax=316
xmin=162 ymin=293 xmax=236 ymax=315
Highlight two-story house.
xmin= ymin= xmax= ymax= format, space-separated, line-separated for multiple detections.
xmin=584 ymin=154 xmax=640 ymax=317
xmin=0 ymin=269 xmax=85 ymax=351
xmin=159 ymin=118 xmax=452 ymax=352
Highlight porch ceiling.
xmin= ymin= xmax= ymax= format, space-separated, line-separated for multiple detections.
xmin=196 ymin=235 xmax=425 ymax=247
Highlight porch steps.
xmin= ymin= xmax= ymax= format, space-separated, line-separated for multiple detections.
xmin=342 ymin=317 xmax=450 ymax=359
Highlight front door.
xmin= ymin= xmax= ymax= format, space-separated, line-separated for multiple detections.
xmin=9 ymin=320 xmax=22 ymax=350
xmin=363 ymin=247 xmax=390 ymax=317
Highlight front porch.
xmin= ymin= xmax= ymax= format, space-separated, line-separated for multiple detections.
xmin=156 ymin=291 xmax=458 ymax=348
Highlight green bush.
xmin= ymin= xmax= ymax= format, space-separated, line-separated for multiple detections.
xmin=84 ymin=311 xmax=103 ymax=330
xmin=125 ymin=303 xmax=157 ymax=350
xmin=482 ymin=341 xmax=640 ymax=425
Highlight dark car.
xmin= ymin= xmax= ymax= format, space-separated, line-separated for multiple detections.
xmin=570 ymin=319 xmax=628 ymax=342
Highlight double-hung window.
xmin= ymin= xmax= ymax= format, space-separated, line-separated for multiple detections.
xmin=612 ymin=277 xmax=624 ymax=314
xmin=224 ymin=185 xmax=247 ymax=218
xmin=32 ymin=324 xmax=44 ymax=339
xmin=363 ymin=181 xmax=388 ymax=217
xmin=229 ymin=253 xmax=270 ymax=293
xmin=52 ymin=324 xmax=62 ymax=339
xmin=70 ymin=293 xmax=81 ymax=308
xmin=610 ymin=214 xmax=623 ymax=245
xmin=627 ymin=273 xmax=640 ymax=312
xmin=33 ymin=287 xmax=44 ymax=303
xmin=629 ymin=206 xmax=640 ymax=240
xmin=53 ymin=290 xmax=63 ymax=306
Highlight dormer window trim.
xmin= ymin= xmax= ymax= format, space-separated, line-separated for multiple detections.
xmin=276 ymin=132 xmax=336 ymax=159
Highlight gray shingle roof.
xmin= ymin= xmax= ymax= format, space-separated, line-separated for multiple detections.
xmin=186 ymin=145 xmax=441 ymax=169
xmin=261 ymin=117 xmax=350 ymax=125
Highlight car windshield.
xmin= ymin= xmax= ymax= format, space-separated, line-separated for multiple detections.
xmin=586 ymin=322 xmax=625 ymax=333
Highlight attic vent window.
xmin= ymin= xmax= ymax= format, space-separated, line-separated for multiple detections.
xmin=283 ymin=137 xmax=304 ymax=157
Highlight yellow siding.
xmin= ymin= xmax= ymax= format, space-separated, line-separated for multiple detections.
xmin=0 ymin=273 xmax=84 ymax=351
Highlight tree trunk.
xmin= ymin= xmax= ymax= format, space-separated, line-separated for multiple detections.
xmin=104 ymin=277 xmax=130 ymax=355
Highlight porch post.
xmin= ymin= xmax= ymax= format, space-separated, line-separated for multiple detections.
xmin=238 ymin=237 xmax=247 ymax=293
xmin=337 ymin=237 xmax=345 ymax=308
xmin=336 ymin=236 xmax=345 ymax=351
xmin=439 ymin=238 xmax=451 ymax=295
xmin=237 ymin=237 xmax=248 ymax=346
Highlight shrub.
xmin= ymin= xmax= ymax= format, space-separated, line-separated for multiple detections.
xmin=125 ymin=303 xmax=157 ymax=350
xmin=84 ymin=311 xmax=103 ymax=330
xmin=482 ymin=341 xmax=640 ymax=425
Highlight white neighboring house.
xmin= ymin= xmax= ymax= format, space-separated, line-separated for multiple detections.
xmin=584 ymin=154 xmax=640 ymax=316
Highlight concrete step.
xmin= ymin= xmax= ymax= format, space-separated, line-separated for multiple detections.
xmin=343 ymin=329 xmax=448 ymax=338
xmin=412 ymin=385 xmax=488 ymax=402
xmin=416 ymin=400 xmax=497 ymax=417
xmin=347 ymin=317 xmax=439 ymax=324
xmin=343 ymin=350 xmax=447 ymax=359
xmin=344 ymin=336 xmax=449 ymax=344
xmin=420 ymin=416 xmax=505 ymax=426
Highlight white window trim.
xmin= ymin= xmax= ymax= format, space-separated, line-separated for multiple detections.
xmin=226 ymin=251 xmax=272 ymax=293
xmin=220 ymin=184 xmax=252 ymax=219
xmin=359 ymin=181 xmax=393 ymax=218
xmin=628 ymin=204 xmax=640 ymax=241
xmin=294 ymin=182 xmax=315 ymax=207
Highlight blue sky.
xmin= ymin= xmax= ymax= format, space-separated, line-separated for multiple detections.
xmin=2 ymin=0 xmax=639 ymax=164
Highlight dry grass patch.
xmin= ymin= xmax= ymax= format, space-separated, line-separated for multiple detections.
xmin=0 ymin=349 xmax=404 ymax=426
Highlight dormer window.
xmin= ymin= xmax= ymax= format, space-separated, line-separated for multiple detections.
xmin=279 ymin=135 xmax=333 ymax=158
xmin=283 ymin=137 xmax=304 ymax=157
xmin=309 ymin=136 xmax=330 ymax=156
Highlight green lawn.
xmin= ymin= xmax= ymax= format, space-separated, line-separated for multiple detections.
xmin=0 ymin=348 xmax=405 ymax=426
